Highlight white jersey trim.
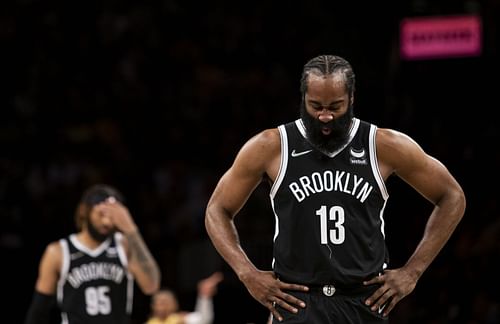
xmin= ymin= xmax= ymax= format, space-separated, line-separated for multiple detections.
xmin=69 ymin=234 xmax=112 ymax=257
xmin=114 ymin=232 xmax=134 ymax=314
xmin=269 ymin=125 xmax=289 ymax=269
xmin=57 ymin=239 xmax=70 ymax=306
xmin=270 ymin=125 xmax=288 ymax=199
xmin=369 ymin=125 xmax=389 ymax=200
xmin=369 ymin=125 xmax=388 ymax=239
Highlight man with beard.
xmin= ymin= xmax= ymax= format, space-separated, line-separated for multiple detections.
xmin=25 ymin=184 xmax=161 ymax=324
xmin=205 ymin=55 xmax=466 ymax=323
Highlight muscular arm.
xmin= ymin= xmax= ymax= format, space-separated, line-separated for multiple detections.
xmin=380 ymin=128 xmax=466 ymax=278
xmin=205 ymin=129 xmax=278 ymax=280
xmin=365 ymin=128 xmax=466 ymax=315
xmin=205 ymin=129 xmax=308 ymax=320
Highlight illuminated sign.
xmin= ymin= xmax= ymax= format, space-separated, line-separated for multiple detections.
xmin=400 ymin=15 xmax=482 ymax=60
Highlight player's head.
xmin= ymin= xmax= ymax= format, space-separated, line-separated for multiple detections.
xmin=150 ymin=289 xmax=179 ymax=319
xmin=299 ymin=55 xmax=355 ymax=153
xmin=74 ymin=184 xmax=125 ymax=242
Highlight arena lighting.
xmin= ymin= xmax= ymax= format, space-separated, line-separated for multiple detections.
xmin=400 ymin=14 xmax=482 ymax=60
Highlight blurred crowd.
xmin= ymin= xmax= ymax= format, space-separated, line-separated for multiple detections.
xmin=2 ymin=0 xmax=499 ymax=323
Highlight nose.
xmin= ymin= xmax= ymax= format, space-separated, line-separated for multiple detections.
xmin=318 ymin=110 xmax=334 ymax=123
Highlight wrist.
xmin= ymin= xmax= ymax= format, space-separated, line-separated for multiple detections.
xmin=236 ymin=267 xmax=257 ymax=283
xmin=122 ymin=225 xmax=139 ymax=236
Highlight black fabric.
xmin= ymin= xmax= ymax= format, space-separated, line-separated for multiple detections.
xmin=24 ymin=291 xmax=56 ymax=324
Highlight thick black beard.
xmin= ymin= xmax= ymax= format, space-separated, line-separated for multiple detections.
xmin=87 ymin=219 xmax=113 ymax=243
xmin=300 ymin=101 xmax=354 ymax=153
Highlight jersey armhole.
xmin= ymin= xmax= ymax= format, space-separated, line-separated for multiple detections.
xmin=369 ymin=125 xmax=389 ymax=200
xmin=269 ymin=125 xmax=288 ymax=199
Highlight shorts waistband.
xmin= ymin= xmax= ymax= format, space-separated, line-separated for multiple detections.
xmin=307 ymin=283 xmax=377 ymax=297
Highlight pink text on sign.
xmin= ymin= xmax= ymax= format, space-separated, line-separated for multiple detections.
xmin=400 ymin=15 xmax=482 ymax=60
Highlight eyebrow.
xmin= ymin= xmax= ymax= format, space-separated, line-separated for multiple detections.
xmin=308 ymin=99 xmax=344 ymax=106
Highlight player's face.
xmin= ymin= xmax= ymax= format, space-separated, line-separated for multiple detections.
xmin=86 ymin=205 xmax=116 ymax=243
xmin=301 ymin=73 xmax=353 ymax=152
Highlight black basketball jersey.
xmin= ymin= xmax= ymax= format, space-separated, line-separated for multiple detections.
xmin=270 ymin=118 xmax=389 ymax=287
xmin=57 ymin=233 xmax=134 ymax=324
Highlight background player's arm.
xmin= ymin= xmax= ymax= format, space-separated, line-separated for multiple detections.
xmin=365 ymin=128 xmax=466 ymax=315
xmin=122 ymin=230 xmax=161 ymax=295
xmin=34 ymin=242 xmax=62 ymax=295
xmin=205 ymin=129 xmax=308 ymax=321
xmin=24 ymin=242 xmax=62 ymax=324
xmin=102 ymin=200 xmax=161 ymax=295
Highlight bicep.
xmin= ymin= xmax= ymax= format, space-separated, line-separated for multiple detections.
xmin=397 ymin=153 xmax=457 ymax=204
xmin=35 ymin=243 xmax=61 ymax=295
xmin=382 ymin=130 xmax=458 ymax=204
xmin=210 ymin=158 xmax=266 ymax=217
xmin=208 ymin=131 xmax=277 ymax=217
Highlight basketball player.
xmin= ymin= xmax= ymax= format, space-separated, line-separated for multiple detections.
xmin=24 ymin=184 xmax=161 ymax=324
xmin=204 ymin=55 xmax=466 ymax=323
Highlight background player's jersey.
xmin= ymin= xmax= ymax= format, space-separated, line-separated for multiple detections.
xmin=57 ymin=233 xmax=134 ymax=324
xmin=270 ymin=118 xmax=389 ymax=287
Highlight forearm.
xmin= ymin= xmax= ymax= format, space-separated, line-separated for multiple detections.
xmin=404 ymin=191 xmax=465 ymax=279
xmin=125 ymin=230 xmax=161 ymax=294
xmin=205 ymin=208 xmax=257 ymax=280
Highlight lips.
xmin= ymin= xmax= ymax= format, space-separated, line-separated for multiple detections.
xmin=321 ymin=127 xmax=332 ymax=135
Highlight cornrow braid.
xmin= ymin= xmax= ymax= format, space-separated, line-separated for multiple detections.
xmin=300 ymin=55 xmax=356 ymax=100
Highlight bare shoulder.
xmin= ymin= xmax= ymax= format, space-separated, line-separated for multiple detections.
xmin=245 ymin=128 xmax=280 ymax=152
xmin=237 ymin=128 xmax=281 ymax=163
xmin=35 ymin=240 xmax=63 ymax=294
xmin=232 ymin=127 xmax=281 ymax=180
xmin=44 ymin=240 xmax=63 ymax=260
xmin=376 ymin=128 xmax=426 ymax=177
xmin=376 ymin=128 xmax=421 ymax=153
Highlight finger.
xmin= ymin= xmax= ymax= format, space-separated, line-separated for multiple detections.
xmin=382 ymin=296 xmax=399 ymax=317
xmin=280 ymin=282 xmax=309 ymax=292
xmin=271 ymin=296 xmax=299 ymax=314
xmin=365 ymin=286 xmax=389 ymax=307
xmin=370 ymin=291 xmax=392 ymax=312
xmin=278 ymin=292 xmax=306 ymax=308
xmin=363 ymin=275 xmax=383 ymax=285
xmin=266 ymin=301 xmax=283 ymax=322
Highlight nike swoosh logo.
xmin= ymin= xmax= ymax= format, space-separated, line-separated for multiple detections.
xmin=291 ymin=149 xmax=313 ymax=157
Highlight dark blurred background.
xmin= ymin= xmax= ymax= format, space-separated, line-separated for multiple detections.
xmin=2 ymin=0 xmax=499 ymax=323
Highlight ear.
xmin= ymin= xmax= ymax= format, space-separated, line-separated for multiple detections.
xmin=350 ymin=94 xmax=355 ymax=106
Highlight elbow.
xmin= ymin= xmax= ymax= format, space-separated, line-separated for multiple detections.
xmin=142 ymin=270 xmax=162 ymax=295
xmin=457 ymin=187 xmax=466 ymax=219
xmin=447 ymin=185 xmax=466 ymax=223
xmin=142 ymin=280 xmax=161 ymax=296
xmin=204 ymin=204 xmax=218 ymax=233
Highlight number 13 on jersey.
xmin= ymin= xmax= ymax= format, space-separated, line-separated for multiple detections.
xmin=317 ymin=205 xmax=345 ymax=244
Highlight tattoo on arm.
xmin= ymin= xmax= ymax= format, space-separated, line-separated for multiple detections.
xmin=125 ymin=231 xmax=160 ymax=281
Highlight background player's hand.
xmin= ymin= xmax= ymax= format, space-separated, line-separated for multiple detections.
xmin=198 ymin=271 xmax=224 ymax=298
xmin=98 ymin=198 xmax=138 ymax=234
xmin=240 ymin=270 xmax=308 ymax=322
xmin=363 ymin=267 xmax=418 ymax=317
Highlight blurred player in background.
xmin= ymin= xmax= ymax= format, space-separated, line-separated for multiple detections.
xmin=24 ymin=184 xmax=161 ymax=324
